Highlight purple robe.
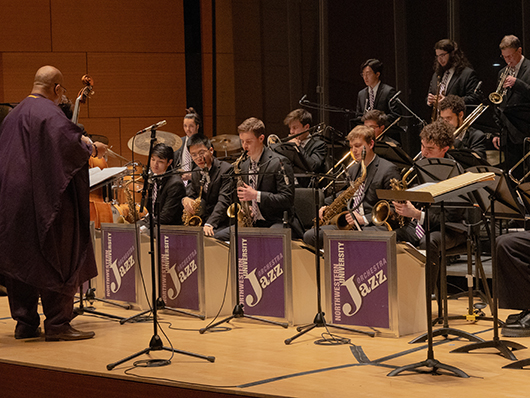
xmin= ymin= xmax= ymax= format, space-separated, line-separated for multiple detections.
xmin=0 ymin=94 xmax=97 ymax=295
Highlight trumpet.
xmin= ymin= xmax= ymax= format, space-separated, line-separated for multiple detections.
xmin=489 ymin=67 xmax=510 ymax=105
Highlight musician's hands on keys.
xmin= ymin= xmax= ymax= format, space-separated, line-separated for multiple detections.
xmin=345 ymin=211 xmax=364 ymax=226
xmin=393 ymin=200 xmax=421 ymax=220
xmin=504 ymin=75 xmax=516 ymax=88
xmin=318 ymin=206 xmax=327 ymax=220
xmin=237 ymin=182 xmax=258 ymax=201
xmin=182 ymin=197 xmax=196 ymax=214
xmin=427 ymin=93 xmax=437 ymax=106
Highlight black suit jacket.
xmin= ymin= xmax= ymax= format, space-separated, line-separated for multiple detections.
xmin=293 ymin=135 xmax=328 ymax=187
xmin=454 ymin=126 xmax=487 ymax=160
xmin=186 ymin=157 xmax=233 ymax=230
xmin=142 ymin=173 xmax=186 ymax=227
xmin=339 ymin=154 xmax=401 ymax=225
xmin=241 ymin=147 xmax=295 ymax=224
xmin=498 ymin=57 xmax=530 ymax=144
xmin=428 ymin=66 xmax=481 ymax=105
xmin=356 ymin=83 xmax=400 ymax=123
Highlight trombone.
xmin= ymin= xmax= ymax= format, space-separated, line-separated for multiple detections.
xmin=453 ymin=103 xmax=489 ymax=139
xmin=508 ymin=138 xmax=530 ymax=184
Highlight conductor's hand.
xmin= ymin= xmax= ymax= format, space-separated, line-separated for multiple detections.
xmin=237 ymin=182 xmax=258 ymax=201
xmin=93 ymin=141 xmax=108 ymax=159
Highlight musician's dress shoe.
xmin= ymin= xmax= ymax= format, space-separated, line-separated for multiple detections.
xmin=45 ymin=326 xmax=95 ymax=341
xmin=502 ymin=312 xmax=530 ymax=337
xmin=506 ymin=309 xmax=530 ymax=325
xmin=15 ymin=326 xmax=42 ymax=339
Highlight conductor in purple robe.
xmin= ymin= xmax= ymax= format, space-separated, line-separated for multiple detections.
xmin=0 ymin=65 xmax=107 ymax=341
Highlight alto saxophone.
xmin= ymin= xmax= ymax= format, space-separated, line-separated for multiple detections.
xmin=182 ymin=170 xmax=207 ymax=226
xmin=226 ymin=151 xmax=253 ymax=227
xmin=318 ymin=147 xmax=367 ymax=230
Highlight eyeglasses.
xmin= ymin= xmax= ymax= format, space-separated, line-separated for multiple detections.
xmin=435 ymin=52 xmax=449 ymax=59
xmin=54 ymin=83 xmax=67 ymax=93
xmin=190 ymin=150 xmax=209 ymax=160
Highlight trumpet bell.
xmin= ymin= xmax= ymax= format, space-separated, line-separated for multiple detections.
xmin=489 ymin=92 xmax=503 ymax=105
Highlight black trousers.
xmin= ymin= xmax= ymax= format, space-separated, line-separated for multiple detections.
xmin=497 ymin=231 xmax=530 ymax=310
xmin=5 ymin=277 xmax=74 ymax=335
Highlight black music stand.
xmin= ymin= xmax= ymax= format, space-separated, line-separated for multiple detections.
xmin=378 ymin=173 xmax=496 ymax=377
xmin=408 ymin=159 xmax=484 ymax=343
xmin=199 ymin=168 xmax=289 ymax=334
xmin=107 ymin=126 xmax=215 ymax=370
xmin=448 ymin=148 xmax=490 ymax=169
xmin=374 ymin=141 xmax=413 ymax=170
xmin=451 ymin=166 xmax=527 ymax=361
xmin=284 ymin=174 xmax=374 ymax=345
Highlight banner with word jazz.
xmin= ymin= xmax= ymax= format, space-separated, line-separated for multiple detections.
xmin=235 ymin=228 xmax=292 ymax=320
xmin=159 ymin=227 xmax=203 ymax=311
xmin=101 ymin=224 xmax=138 ymax=303
xmin=324 ymin=231 xmax=397 ymax=329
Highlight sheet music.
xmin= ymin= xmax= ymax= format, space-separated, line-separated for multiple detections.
xmin=89 ymin=166 xmax=128 ymax=188
xmin=410 ymin=172 xmax=495 ymax=197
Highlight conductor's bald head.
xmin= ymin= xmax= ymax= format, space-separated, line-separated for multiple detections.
xmin=32 ymin=65 xmax=65 ymax=104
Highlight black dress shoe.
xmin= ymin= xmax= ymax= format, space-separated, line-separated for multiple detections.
xmin=15 ymin=326 xmax=42 ymax=339
xmin=45 ymin=326 xmax=95 ymax=341
xmin=502 ymin=313 xmax=530 ymax=337
xmin=506 ymin=310 xmax=530 ymax=325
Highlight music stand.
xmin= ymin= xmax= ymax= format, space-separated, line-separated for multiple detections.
xmin=199 ymin=169 xmax=289 ymax=334
xmin=447 ymin=148 xmax=491 ymax=169
xmin=374 ymin=141 xmax=413 ymax=170
xmin=284 ymin=174 xmax=374 ymax=345
xmin=451 ymin=166 xmax=527 ymax=361
xmin=377 ymin=173 xmax=494 ymax=377
xmin=409 ymin=159 xmax=484 ymax=343
xmin=107 ymin=126 xmax=215 ymax=370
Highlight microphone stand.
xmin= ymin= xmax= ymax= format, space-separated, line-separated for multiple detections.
xmin=393 ymin=97 xmax=427 ymax=128
xmin=284 ymin=173 xmax=374 ymax=345
xmin=199 ymin=169 xmax=289 ymax=333
xmin=107 ymin=126 xmax=214 ymax=370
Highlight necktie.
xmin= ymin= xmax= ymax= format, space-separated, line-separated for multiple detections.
xmin=201 ymin=169 xmax=210 ymax=193
xmin=351 ymin=182 xmax=365 ymax=210
xmin=182 ymin=137 xmax=192 ymax=186
xmin=414 ymin=219 xmax=425 ymax=239
xmin=440 ymin=70 xmax=450 ymax=94
xmin=152 ymin=181 xmax=158 ymax=214
xmin=369 ymin=88 xmax=375 ymax=110
xmin=249 ymin=160 xmax=260 ymax=223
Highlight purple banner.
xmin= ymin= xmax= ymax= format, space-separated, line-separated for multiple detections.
xmin=102 ymin=228 xmax=137 ymax=302
xmin=160 ymin=232 xmax=200 ymax=311
xmin=329 ymin=239 xmax=389 ymax=328
xmin=238 ymin=235 xmax=285 ymax=318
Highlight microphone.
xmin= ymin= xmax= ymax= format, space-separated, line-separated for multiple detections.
xmin=389 ymin=90 xmax=401 ymax=103
xmin=279 ymin=159 xmax=290 ymax=186
xmin=136 ymin=120 xmax=167 ymax=134
xmin=474 ymin=81 xmax=483 ymax=94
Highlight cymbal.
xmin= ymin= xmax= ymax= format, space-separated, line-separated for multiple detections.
xmin=211 ymin=134 xmax=241 ymax=152
xmin=128 ymin=131 xmax=182 ymax=156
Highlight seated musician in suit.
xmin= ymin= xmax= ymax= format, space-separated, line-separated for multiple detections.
xmin=283 ymin=108 xmax=328 ymax=187
xmin=139 ymin=143 xmax=186 ymax=232
xmin=496 ymin=230 xmax=530 ymax=337
xmin=427 ymin=39 xmax=481 ymax=108
xmin=361 ymin=109 xmax=400 ymax=146
xmin=303 ymin=125 xmax=401 ymax=248
xmin=355 ymin=59 xmax=400 ymax=125
xmin=181 ymin=134 xmax=233 ymax=237
xmin=215 ymin=117 xmax=300 ymax=240
xmin=393 ymin=120 xmax=467 ymax=291
xmin=439 ymin=94 xmax=487 ymax=160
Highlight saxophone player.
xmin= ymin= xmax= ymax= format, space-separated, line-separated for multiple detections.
xmin=139 ymin=143 xmax=186 ymax=232
xmin=302 ymin=125 xmax=400 ymax=248
xmin=181 ymin=134 xmax=233 ymax=237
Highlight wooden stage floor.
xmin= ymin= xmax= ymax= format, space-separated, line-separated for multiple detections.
xmin=0 ymin=295 xmax=529 ymax=397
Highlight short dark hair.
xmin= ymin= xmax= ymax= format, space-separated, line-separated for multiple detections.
xmin=187 ymin=133 xmax=212 ymax=150
xmin=361 ymin=109 xmax=388 ymax=127
xmin=152 ymin=143 xmax=174 ymax=161
xmin=360 ymin=59 xmax=383 ymax=75
xmin=420 ymin=120 xmax=454 ymax=149
xmin=284 ymin=108 xmax=312 ymax=127
xmin=439 ymin=94 xmax=466 ymax=115
xmin=238 ymin=117 xmax=265 ymax=138
xmin=499 ymin=35 xmax=521 ymax=50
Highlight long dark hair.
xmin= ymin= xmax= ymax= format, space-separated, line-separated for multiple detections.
xmin=433 ymin=39 xmax=471 ymax=76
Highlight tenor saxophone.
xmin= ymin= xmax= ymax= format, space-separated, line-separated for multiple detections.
xmin=319 ymin=148 xmax=367 ymax=230
xmin=182 ymin=171 xmax=207 ymax=226
xmin=226 ymin=151 xmax=253 ymax=227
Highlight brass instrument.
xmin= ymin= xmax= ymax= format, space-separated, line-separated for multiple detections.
xmin=117 ymin=179 xmax=141 ymax=224
xmin=453 ymin=103 xmax=490 ymax=140
xmin=226 ymin=151 xmax=253 ymax=227
xmin=376 ymin=116 xmax=402 ymax=141
xmin=319 ymin=151 xmax=354 ymax=184
xmin=268 ymin=122 xmax=326 ymax=147
xmin=182 ymin=171 xmax=207 ymax=226
xmin=431 ymin=75 xmax=442 ymax=122
xmin=319 ymin=148 xmax=367 ymax=230
xmin=489 ymin=67 xmax=510 ymax=105
xmin=508 ymin=139 xmax=530 ymax=184
xmin=322 ymin=157 xmax=356 ymax=191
